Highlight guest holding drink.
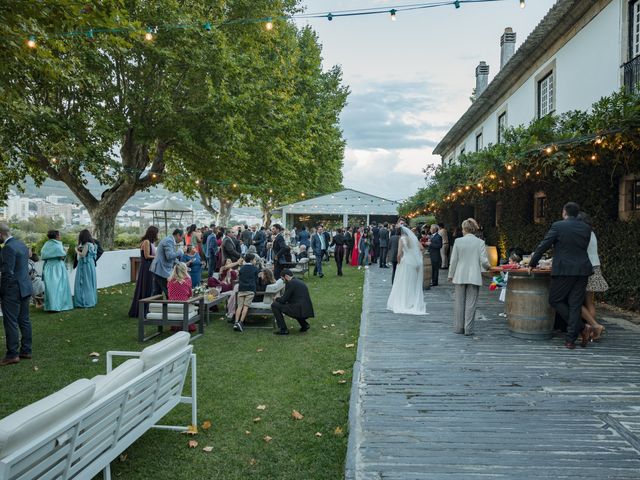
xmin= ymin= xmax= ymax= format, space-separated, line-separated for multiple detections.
xmin=40 ymin=230 xmax=73 ymax=312
xmin=73 ymin=229 xmax=98 ymax=308
xmin=181 ymin=245 xmax=202 ymax=287
xmin=128 ymin=226 xmax=158 ymax=318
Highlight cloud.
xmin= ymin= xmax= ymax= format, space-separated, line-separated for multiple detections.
xmin=342 ymin=147 xmax=441 ymax=202
xmin=341 ymin=79 xmax=452 ymax=150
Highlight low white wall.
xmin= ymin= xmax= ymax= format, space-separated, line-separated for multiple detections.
xmin=37 ymin=248 xmax=139 ymax=294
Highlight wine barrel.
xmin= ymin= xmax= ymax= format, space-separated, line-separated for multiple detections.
xmin=423 ymin=253 xmax=432 ymax=290
xmin=505 ymin=272 xmax=554 ymax=340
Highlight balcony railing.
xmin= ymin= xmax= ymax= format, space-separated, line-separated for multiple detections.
xmin=623 ymin=55 xmax=640 ymax=93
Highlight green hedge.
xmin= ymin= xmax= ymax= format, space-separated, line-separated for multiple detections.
xmin=441 ymin=163 xmax=640 ymax=311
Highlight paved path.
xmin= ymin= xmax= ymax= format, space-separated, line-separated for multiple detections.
xmin=346 ymin=266 xmax=640 ymax=479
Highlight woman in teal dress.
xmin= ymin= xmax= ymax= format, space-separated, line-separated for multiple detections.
xmin=73 ymin=229 xmax=97 ymax=308
xmin=40 ymin=230 xmax=73 ymax=312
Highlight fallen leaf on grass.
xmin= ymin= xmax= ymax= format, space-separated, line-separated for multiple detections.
xmin=182 ymin=424 xmax=198 ymax=435
xmin=33 ymin=366 xmax=39 ymax=372
xmin=202 ymin=446 xmax=214 ymax=453
xmin=334 ymin=427 xmax=343 ymax=436
xmin=253 ymin=417 xmax=261 ymax=423
xmin=345 ymin=343 xmax=355 ymax=348
xmin=338 ymin=380 xmax=347 ymax=384
xmin=322 ymin=325 xmax=328 ymax=329
xmin=119 ymin=453 xmax=128 ymax=462
xmin=332 ymin=370 xmax=345 ymax=376
xmin=331 ymin=324 xmax=335 ymax=327
xmin=245 ymin=430 xmax=251 ymax=435
xmin=201 ymin=420 xmax=212 ymax=430
xmin=249 ymin=458 xmax=257 ymax=466
xmin=256 ymin=348 xmax=264 ymax=352
xmin=256 ymin=404 xmax=266 ymax=410
xmin=89 ymin=352 xmax=100 ymax=357
xmin=291 ymin=410 xmax=304 ymax=420
xmin=188 ymin=440 xmax=198 ymax=448
xmin=65 ymin=339 xmax=71 ymax=343
xmin=263 ymin=435 xmax=272 ymax=443
xmin=315 ymin=432 xmax=323 ymax=437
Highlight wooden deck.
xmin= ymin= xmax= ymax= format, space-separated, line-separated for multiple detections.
xmin=346 ymin=266 xmax=640 ymax=479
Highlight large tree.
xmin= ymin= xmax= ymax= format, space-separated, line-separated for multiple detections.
xmin=0 ymin=0 xmax=226 ymax=247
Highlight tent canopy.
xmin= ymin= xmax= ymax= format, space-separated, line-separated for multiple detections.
xmin=274 ymin=189 xmax=399 ymax=216
xmin=141 ymin=197 xmax=193 ymax=236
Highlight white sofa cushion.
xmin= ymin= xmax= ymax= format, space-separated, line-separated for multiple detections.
xmin=148 ymin=303 xmax=197 ymax=314
xmin=140 ymin=331 xmax=191 ymax=370
xmin=0 ymin=379 xmax=95 ymax=458
xmin=91 ymin=359 xmax=144 ymax=402
xmin=145 ymin=310 xmax=199 ymax=321
xmin=265 ymin=279 xmax=284 ymax=293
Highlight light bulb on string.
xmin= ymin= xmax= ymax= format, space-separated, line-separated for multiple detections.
xmin=545 ymin=146 xmax=553 ymax=154
xmin=595 ymin=136 xmax=602 ymax=145
xmin=520 ymin=0 xmax=526 ymax=9
xmin=265 ymin=18 xmax=274 ymax=30
xmin=27 ymin=36 xmax=36 ymax=48
xmin=144 ymin=27 xmax=154 ymax=41
xmin=454 ymin=0 xmax=461 ymax=8
xmin=327 ymin=13 xmax=333 ymax=21
xmin=51 ymin=157 xmax=58 ymax=164
xmin=390 ymin=9 xmax=397 ymax=21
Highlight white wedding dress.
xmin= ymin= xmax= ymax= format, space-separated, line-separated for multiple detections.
xmin=386 ymin=226 xmax=426 ymax=315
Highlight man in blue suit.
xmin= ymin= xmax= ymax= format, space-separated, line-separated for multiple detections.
xmin=150 ymin=228 xmax=184 ymax=297
xmin=311 ymin=225 xmax=327 ymax=278
xmin=0 ymin=223 xmax=33 ymax=366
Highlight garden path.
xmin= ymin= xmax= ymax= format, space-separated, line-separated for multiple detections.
xmin=346 ymin=266 xmax=640 ymax=479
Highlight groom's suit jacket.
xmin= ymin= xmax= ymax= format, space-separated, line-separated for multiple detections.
xmin=388 ymin=233 xmax=400 ymax=263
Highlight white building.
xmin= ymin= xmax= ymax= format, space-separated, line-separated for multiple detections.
xmin=434 ymin=0 xmax=640 ymax=220
xmin=434 ymin=0 xmax=630 ymax=163
xmin=37 ymin=202 xmax=73 ymax=225
xmin=4 ymin=196 xmax=31 ymax=221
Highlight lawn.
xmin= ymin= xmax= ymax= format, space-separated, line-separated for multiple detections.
xmin=0 ymin=261 xmax=364 ymax=479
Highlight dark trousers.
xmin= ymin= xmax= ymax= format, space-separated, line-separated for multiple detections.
xmin=271 ymin=302 xmax=309 ymax=332
xmin=334 ymin=245 xmax=344 ymax=275
xmin=274 ymin=262 xmax=283 ymax=281
xmin=379 ymin=247 xmax=388 ymax=267
xmin=313 ymin=251 xmax=324 ymax=276
xmin=345 ymin=246 xmax=352 ymax=264
xmin=371 ymin=243 xmax=379 ymax=263
xmin=430 ymin=256 xmax=442 ymax=286
xmin=152 ymin=273 xmax=168 ymax=298
xmin=549 ymin=275 xmax=588 ymax=343
xmin=1 ymin=289 xmax=32 ymax=358
xmin=391 ymin=261 xmax=398 ymax=284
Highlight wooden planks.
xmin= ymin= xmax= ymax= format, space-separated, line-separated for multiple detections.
xmin=346 ymin=267 xmax=640 ymax=479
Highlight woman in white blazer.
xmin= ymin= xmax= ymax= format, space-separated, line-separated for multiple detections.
xmin=447 ymin=218 xmax=490 ymax=335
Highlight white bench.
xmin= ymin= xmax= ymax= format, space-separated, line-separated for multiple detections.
xmin=290 ymin=257 xmax=310 ymax=278
xmin=138 ymin=295 xmax=205 ymax=342
xmin=239 ymin=280 xmax=286 ymax=328
xmin=0 ymin=332 xmax=197 ymax=480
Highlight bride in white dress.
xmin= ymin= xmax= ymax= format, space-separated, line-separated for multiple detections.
xmin=386 ymin=226 xmax=426 ymax=315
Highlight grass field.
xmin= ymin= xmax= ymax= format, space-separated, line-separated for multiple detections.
xmin=0 ymin=261 xmax=364 ymax=479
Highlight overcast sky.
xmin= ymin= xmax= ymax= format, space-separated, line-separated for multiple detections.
xmin=297 ymin=0 xmax=556 ymax=201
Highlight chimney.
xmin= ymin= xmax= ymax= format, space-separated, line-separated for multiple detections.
xmin=500 ymin=27 xmax=516 ymax=69
xmin=475 ymin=61 xmax=489 ymax=96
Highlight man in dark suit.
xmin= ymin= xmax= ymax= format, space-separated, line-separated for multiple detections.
xmin=253 ymin=226 xmax=266 ymax=256
xmin=427 ymin=224 xmax=442 ymax=286
xmin=0 ymin=224 xmax=33 ymax=365
xmin=330 ymin=228 xmax=346 ymax=276
xmin=272 ymin=269 xmax=315 ymax=335
xmin=378 ymin=223 xmax=390 ymax=268
xmin=530 ymin=202 xmax=593 ymax=349
xmin=240 ymin=225 xmax=253 ymax=249
xmin=322 ymin=228 xmax=331 ymax=262
xmin=221 ymin=229 xmax=241 ymax=263
xmin=272 ymin=224 xmax=287 ymax=279
xmin=388 ymin=227 xmax=401 ymax=284
xmin=371 ymin=223 xmax=380 ymax=264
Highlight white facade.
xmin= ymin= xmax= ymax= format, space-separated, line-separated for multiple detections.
xmin=5 ymin=196 xmax=31 ymax=221
xmin=436 ymin=0 xmax=627 ymax=162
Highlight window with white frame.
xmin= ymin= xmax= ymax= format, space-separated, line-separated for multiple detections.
xmin=618 ymin=174 xmax=640 ymax=220
xmin=538 ymin=72 xmax=554 ymax=118
xmin=497 ymin=112 xmax=507 ymax=144
xmin=475 ymin=132 xmax=483 ymax=152
xmin=632 ymin=0 xmax=640 ymax=58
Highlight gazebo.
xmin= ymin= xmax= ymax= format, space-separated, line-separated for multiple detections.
xmin=140 ymin=198 xmax=193 ymax=236
xmin=273 ymin=189 xmax=399 ymax=229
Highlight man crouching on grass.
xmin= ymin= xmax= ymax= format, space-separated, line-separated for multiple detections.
xmin=272 ymin=269 xmax=315 ymax=335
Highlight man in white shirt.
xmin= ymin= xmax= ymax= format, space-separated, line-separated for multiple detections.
xmin=311 ymin=225 xmax=327 ymax=278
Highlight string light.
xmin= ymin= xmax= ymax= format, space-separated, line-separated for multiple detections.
xmin=545 ymin=146 xmax=553 ymax=154
xmin=265 ymin=18 xmax=274 ymax=30
xmin=591 ymin=154 xmax=597 ymax=160
xmin=595 ymin=137 xmax=603 ymax=145
xmin=506 ymin=164 xmax=512 ymax=171
xmin=195 ymin=179 xmax=200 ymax=185
xmin=477 ymin=183 xmax=482 ymax=188
xmin=144 ymin=27 xmax=154 ymax=41
xmin=27 ymin=36 xmax=36 ymax=48
xmin=520 ymin=0 xmax=526 ymax=9
xmin=51 ymin=157 xmax=58 ymax=164
xmin=454 ymin=0 xmax=460 ymax=8
xmin=327 ymin=13 xmax=333 ymax=21
xmin=390 ymin=9 xmax=397 ymax=21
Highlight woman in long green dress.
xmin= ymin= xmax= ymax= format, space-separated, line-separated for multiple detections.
xmin=40 ymin=230 xmax=73 ymax=312
xmin=73 ymin=229 xmax=97 ymax=308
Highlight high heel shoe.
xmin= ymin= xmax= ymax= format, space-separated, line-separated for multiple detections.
xmin=592 ymin=325 xmax=605 ymax=342
xmin=580 ymin=325 xmax=593 ymax=348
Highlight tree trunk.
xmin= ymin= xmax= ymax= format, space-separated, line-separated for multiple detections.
xmin=261 ymin=204 xmax=272 ymax=228
xmin=217 ymin=197 xmax=234 ymax=227
xmin=88 ymin=191 xmax=132 ymax=249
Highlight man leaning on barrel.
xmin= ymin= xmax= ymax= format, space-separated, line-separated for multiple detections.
xmin=529 ymin=202 xmax=593 ymax=350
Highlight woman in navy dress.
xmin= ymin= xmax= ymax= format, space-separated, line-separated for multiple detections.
xmin=128 ymin=226 xmax=159 ymax=318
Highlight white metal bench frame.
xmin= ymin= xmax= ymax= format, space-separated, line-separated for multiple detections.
xmin=0 ymin=346 xmax=197 ymax=480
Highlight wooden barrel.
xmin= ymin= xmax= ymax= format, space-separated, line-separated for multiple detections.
xmin=505 ymin=272 xmax=554 ymax=340
xmin=423 ymin=253 xmax=432 ymax=290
